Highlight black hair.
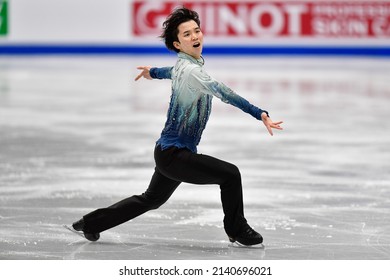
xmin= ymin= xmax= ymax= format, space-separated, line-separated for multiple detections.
xmin=160 ymin=7 xmax=200 ymax=53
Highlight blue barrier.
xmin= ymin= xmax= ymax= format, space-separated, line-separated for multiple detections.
xmin=1 ymin=45 xmax=390 ymax=56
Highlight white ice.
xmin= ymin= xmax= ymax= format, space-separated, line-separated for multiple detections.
xmin=0 ymin=55 xmax=389 ymax=259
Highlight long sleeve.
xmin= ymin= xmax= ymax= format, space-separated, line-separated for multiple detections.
xmin=187 ymin=67 xmax=268 ymax=120
xmin=150 ymin=67 xmax=173 ymax=80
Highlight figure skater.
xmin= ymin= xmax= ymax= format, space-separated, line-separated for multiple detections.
xmin=69 ymin=7 xmax=283 ymax=246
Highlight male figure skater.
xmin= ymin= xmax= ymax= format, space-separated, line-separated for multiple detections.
xmin=70 ymin=7 xmax=283 ymax=246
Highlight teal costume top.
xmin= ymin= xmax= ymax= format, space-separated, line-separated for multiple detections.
xmin=150 ymin=52 xmax=268 ymax=153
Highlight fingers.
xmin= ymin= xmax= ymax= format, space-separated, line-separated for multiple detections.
xmin=134 ymin=72 xmax=143 ymax=81
xmin=270 ymin=122 xmax=283 ymax=130
xmin=267 ymin=125 xmax=274 ymax=136
xmin=134 ymin=66 xmax=150 ymax=81
xmin=269 ymin=120 xmax=283 ymax=129
xmin=264 ymin=120 xmax=283 ymax=136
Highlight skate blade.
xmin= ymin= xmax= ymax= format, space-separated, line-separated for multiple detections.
xmin=63 ymin=224 xmax=85 ymax=239
xmin=229 ymin=241 xmax=265 ymax=249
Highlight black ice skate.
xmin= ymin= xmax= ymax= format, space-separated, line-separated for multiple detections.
xmin=228 ymin=224 xmax=263 ymax=246
xmin=64 ymin=218 xmax=100 ymax=242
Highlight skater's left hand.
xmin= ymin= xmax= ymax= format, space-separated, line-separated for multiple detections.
xmin=261 ymin=112 xmax=283 ymax=136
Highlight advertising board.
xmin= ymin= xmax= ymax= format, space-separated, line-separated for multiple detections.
xmin=0 ymin=0 xmax=389 ymax=55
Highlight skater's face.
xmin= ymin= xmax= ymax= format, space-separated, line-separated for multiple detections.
xmin=174 ymin=20 xmax=203 ymax=59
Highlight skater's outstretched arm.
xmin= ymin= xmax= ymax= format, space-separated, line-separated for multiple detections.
xmin=135 ymin=66 xmax=173 ymax=81
xmin=186 ymin=67 xmax=283 ymax=135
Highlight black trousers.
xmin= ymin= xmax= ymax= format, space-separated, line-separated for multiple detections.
xmin=83 ymin=145 xmax=247 ymax=237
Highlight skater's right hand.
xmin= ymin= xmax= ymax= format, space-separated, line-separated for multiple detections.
xmin=135 ymin=66 xmax=152 ymax=81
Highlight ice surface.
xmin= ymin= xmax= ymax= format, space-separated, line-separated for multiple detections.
xmin=0 ymin=55 xmax=389 ymax=259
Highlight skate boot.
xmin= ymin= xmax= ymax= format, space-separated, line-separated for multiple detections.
xmin=228 ymin=224 xmax=263 ymax=246
xmin=72 ymin=218 xmax=100 ymax=242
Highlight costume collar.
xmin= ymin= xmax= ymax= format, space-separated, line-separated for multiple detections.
xmin=178 ymin=52 xmax=205 ymax=66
